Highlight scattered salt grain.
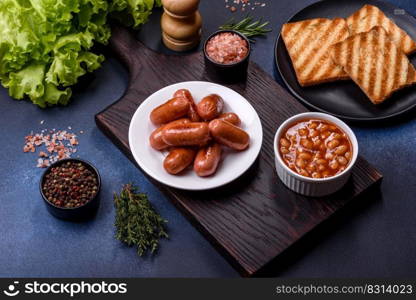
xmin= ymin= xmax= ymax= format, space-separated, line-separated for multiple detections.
xmin=23 ymin=128 xmax=81 ymax=168
xmin=226 ymin=0 xmax=266 ymax=12
xmin=39 ymin=151 xmax=48 ymax=158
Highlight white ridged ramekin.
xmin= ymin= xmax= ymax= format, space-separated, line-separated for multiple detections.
xmin=274 ymin=112 xmax=359 ymax=197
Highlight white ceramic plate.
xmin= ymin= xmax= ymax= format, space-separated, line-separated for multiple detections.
xmin=128 ymin=81 xmax=263 ymax=190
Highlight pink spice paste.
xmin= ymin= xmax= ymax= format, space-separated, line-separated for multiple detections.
xmin=206 ymin=32 xmax=249 ymax=64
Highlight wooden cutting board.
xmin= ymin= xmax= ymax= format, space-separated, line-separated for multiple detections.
xmin=95 ymin=26 xmax=383 ymax=277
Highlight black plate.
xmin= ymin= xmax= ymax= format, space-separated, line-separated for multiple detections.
xmin=275 ymin=0 xmax=416 ymax=121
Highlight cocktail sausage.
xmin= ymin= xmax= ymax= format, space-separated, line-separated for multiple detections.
xmin=149 ymin=118 xmax=190 ymax=150
xmin=173 ymin=89 xmax=201 ymax=122
xmin=162 ymin=122 xmax=210 ymax=147
xmin=196 ymin=94 xmax=224 ymax=121
xmin=150 ymin=97 xmax=190 ymax=125
xmin=194 ymin=143 xmax=222 ymax=177
xmin=163 ymin=148 xmax=196 ymax=175
xmin=209 ymin=119 xmax=249 ymax=151
xmin=217 ymin=112 xmax=241 ymax=126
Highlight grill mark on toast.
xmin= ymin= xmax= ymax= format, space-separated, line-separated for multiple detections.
xmin=282 ymin=21 xmax=309 ymax=49
xmin=339 ymin=39 xmax=348 ymax=66
xmin=356 ymin=33 xmax=368 ymax=90
xmin=368 ymin=5 xmax=378 ymax=29
xmin=282 ymin=22 xmax=304 ymax=47
xmin=358 ymin=5 xmax=369 ymax=33
xmin=293 ymin=20 xmax=332 ymax=68
xmin=383 ymin=40 xmax=397 ymax=98
xmin=284 ymin=19 xmax=319 ymax=52
xmin=302 ymin=20 xmax=347 ymax=79
xmin=361 ymin=30 xmax=373 ymax=93
xmin=392 ymin=43 xmax=403 ymax=89
xmin=373 ymin=29 xmax=386 ymax=100
xmin=351 ymin=34 xmax=361 ymax=79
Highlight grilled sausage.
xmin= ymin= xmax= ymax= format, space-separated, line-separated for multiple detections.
xmin=217 ymin=112 xmax=241 ymax=127
xmin=149 ymin=118 xmax=190 ymax=150
xmin=162 ymin=122 xmax=210 ymax=147
xmin=196 ymin=94 xmax=224 ymax=121
xmin=194 ymin=143 xmax=222 ymax=177
xmin=150 ymin=97 xmax=190 ymax=125
xmin=173 ymin=89 xmax=201 ymax=122
xmin=163 ymin=148 xmax=196 ymax=175
xmin=208 ymin=119 xmax=249 ymax=151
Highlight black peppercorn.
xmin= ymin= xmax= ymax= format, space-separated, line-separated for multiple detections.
xmin=42 ymin=161 xmax=98 ymax=208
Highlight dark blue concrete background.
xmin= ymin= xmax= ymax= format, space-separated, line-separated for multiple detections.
xmin=0 ymin=0 xmax=415 ymax=277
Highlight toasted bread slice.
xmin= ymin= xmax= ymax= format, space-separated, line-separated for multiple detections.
xmin=346 ymin=4 xmax=416 ymax=55
xmin=281 ymin=18 xmax=350 ymax=86
xmin=330 ymin=26 xmax=416 ymax=104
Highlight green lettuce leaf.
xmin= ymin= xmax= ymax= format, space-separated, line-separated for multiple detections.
xmin=5 ymin=64 xmax=46 ymax=101
xmin=0 ymin=0 xmax=159 ymax=107
xmin=109 ymin=0 xmax=161 ymax=28
xmin=4 ymin=63 xmax=72 ymax=108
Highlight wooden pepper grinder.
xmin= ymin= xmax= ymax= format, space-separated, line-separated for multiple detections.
xmin=161 ymin=0 xmax=202 ymax=51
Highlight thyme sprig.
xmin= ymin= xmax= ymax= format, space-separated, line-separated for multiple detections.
xmin=219 ymin=16 xmax=272 ymax=42
xmin=114 ymin=184 xmax=168 ymax=256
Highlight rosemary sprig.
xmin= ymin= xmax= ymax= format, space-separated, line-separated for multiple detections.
xmin=219 ymin=16 xmax=272 ymax=42
xmin=114 ymin=184 xmax=168 ymax=256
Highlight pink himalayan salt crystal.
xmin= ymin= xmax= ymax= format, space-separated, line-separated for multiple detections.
xmin=23 ymin=129 xmax=80 ymax=168
xmin=206 ymin=32 xmax=249 ymax=64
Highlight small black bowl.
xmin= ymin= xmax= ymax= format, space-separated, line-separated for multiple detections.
xmin=40 ymin=158 xmax=101 ymax=221
xmin=203 ymin=30 xmax=251 ymax=83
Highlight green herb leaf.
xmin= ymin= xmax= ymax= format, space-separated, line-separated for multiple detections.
xmin=219 ymin=16 xmax=272 ymax=43
xmin=114 ymin=184 xmax=168 ymax=257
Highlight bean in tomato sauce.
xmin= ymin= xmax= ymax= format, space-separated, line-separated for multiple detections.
xmin=278 ymin=119 xmax=352 ymax=178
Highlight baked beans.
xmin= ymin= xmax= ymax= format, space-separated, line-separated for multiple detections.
xmin=278 ymin=119 xmax=353 ymax=178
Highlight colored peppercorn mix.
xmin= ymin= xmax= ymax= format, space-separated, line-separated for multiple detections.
xmin=42 ymin=161 xmax=98 ymax=208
